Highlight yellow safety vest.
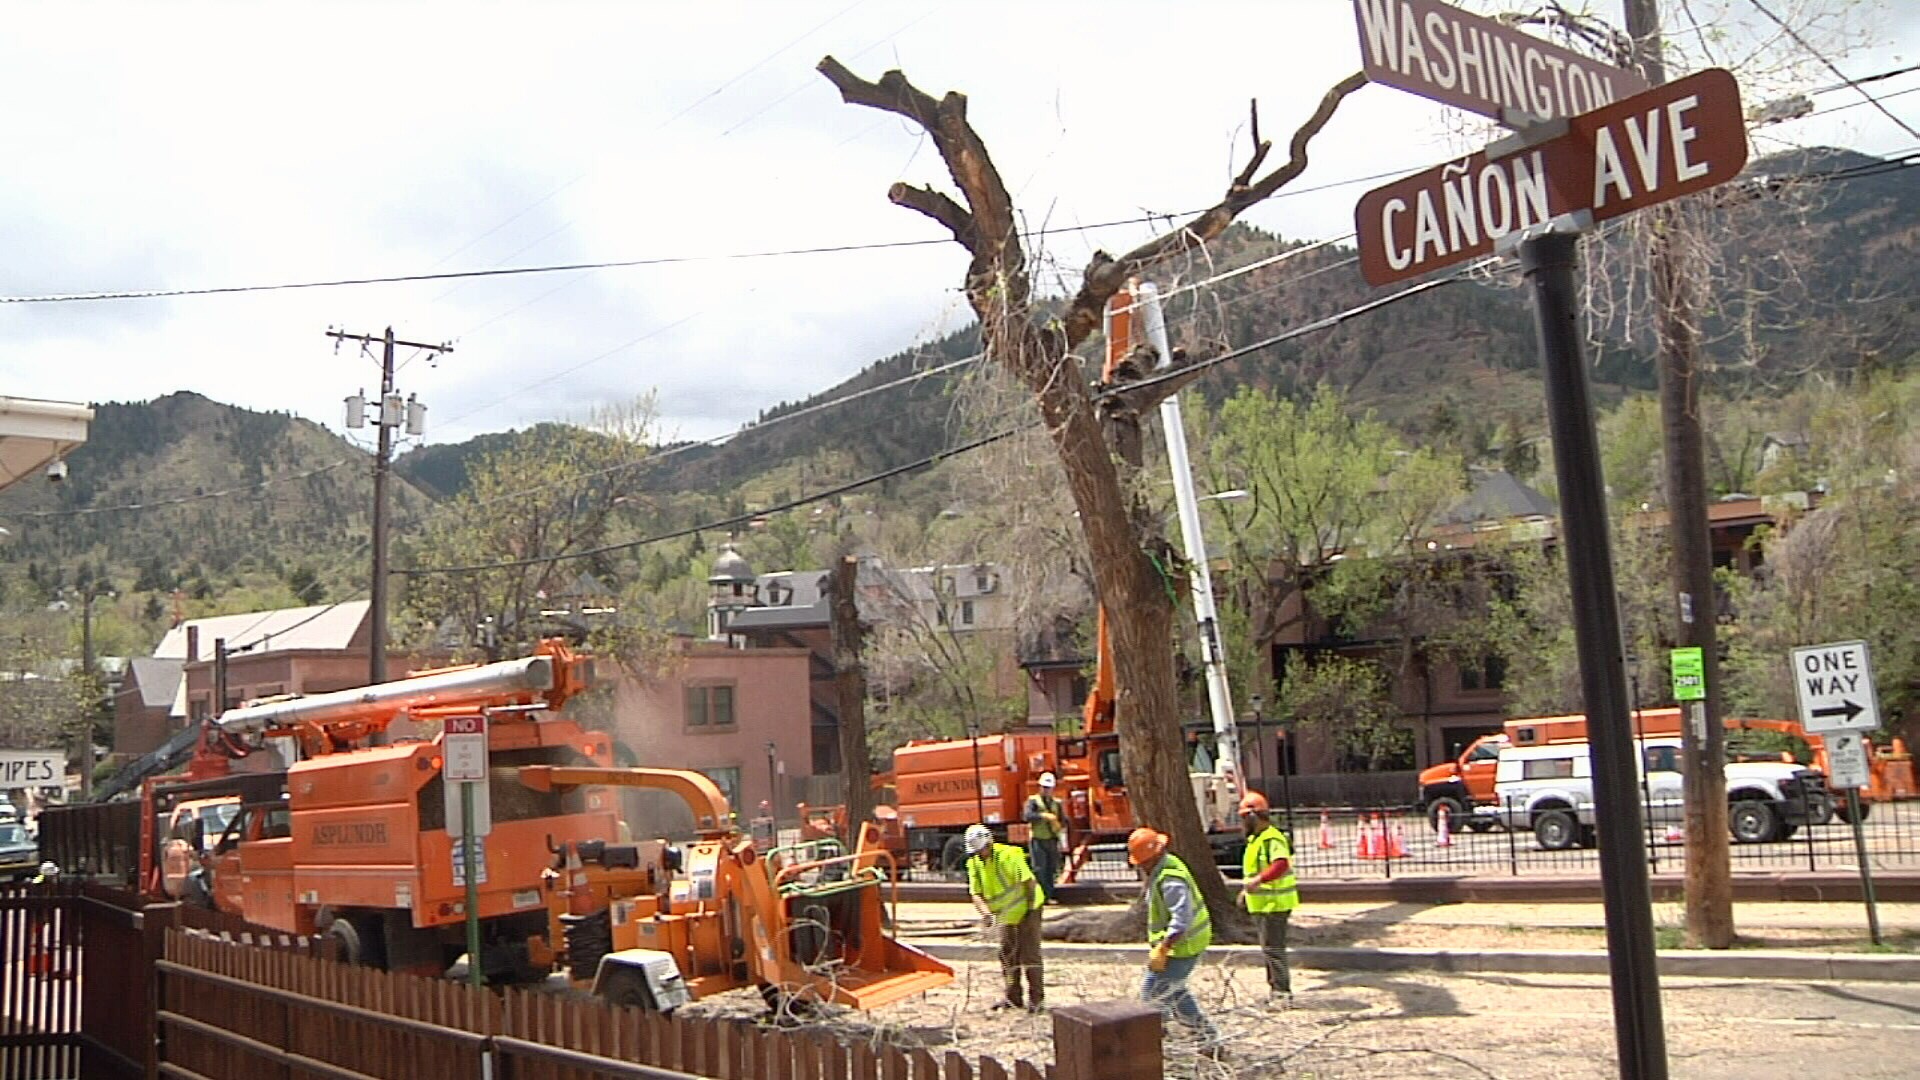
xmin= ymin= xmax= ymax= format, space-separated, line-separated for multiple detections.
xmin=967 ymin=843 xmax=1044 ymax=926
xmin=1025 ymin=793 xmax=1064 ymax=841
xmin=1146 ymin=854 xmax=1213 ymax=958
xmin=1241 ymin=825 xmax=1299 ymax=914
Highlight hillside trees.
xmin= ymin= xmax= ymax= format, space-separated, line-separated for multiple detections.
xmin=819 ymin=55 xmax=1366 ymax=910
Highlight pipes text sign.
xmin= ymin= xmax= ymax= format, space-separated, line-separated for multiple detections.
xmin=0 ymin=751 xmax=63 ymax=789
xmin=1791 ymin=640 xmax=1881 ymax=733
xmin=1352 ymin=0 xmax=1647 ymax=124
xmin=1356 ymin=67 xmax=1746 ymax=285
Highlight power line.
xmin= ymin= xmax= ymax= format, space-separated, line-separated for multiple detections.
xmin=395 ymin=258 xmax=1476 ymax=578
xmin=6 ymin=459 xmax=357 ymax=518
xmin=1745 ymin=0 xmax=1920 ymax=141
xmin=417 ymin=239 xmax=1361 ymax=516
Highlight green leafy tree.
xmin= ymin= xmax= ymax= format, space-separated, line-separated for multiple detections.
xmin=399 ymin=397 xmax=671 ymax=675
xmin=1274 ymin=652 xmax=1409 ymax=771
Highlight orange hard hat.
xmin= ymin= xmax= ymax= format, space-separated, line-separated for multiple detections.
xmin=1238 ymin=791 xmax=1270 ymax=816
xmin=1126 ymin=827 xmax=1168 ymax=866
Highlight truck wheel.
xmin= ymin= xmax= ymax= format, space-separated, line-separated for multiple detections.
xmin=1730 ymin=800 xmax=1780 ymax=844
xmin=1834 ymin=800 xmax=1872 ymax=825
xmin=601 ymin=966 xmax=653 ymax=1009
xmin=1426 ymin=796 xmax=1467 ymax=833
xmin=1533 ymin=810 xmax=1578 ymax=851
xmin=939 ymin=834 xmax=969 ymax=874
xmin=324 ymin=917 xmax=366 ymax=966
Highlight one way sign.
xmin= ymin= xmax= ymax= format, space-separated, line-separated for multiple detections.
xmin=1791 ymin=640 xmax=1881 ymax=734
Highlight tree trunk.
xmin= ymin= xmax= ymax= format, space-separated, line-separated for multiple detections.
xmin=817 ymin=58 xmax=1365 ymax=919
xmin=830 ymin=556 xmax=876 ymax=832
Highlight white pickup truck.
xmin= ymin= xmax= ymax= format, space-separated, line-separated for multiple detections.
xmin=1495 ymin=736 xmax=1833 ymax=849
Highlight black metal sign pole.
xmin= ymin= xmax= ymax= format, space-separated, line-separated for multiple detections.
xmin=1522 ymin=230 xmax=1670 ymax=1080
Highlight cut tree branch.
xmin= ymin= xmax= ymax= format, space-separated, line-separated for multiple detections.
xmin=1062 ymin=71 xmax=1368 ymax=347
xmin=887 ymin=182 xmax=974 ymax=244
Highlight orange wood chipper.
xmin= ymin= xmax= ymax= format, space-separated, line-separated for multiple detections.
xmin=523 ymin=765 xmax=949 ymax=1011
xmin=122 ymin=640 xmax=950 ymax=1010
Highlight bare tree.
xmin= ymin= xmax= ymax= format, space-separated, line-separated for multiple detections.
xmin=817 ymin=57 xmax=1365 ymax=907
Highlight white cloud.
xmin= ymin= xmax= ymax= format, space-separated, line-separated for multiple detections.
xmin=0 ymin=0 xmax=1913 ymax=448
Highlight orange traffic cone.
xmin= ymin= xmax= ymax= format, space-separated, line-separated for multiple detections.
xmin=1663 ymin=824 xmax=1684 ymax=844
xmin=1387 ymin=817 xmax=1407 ymax=859
xmin=1318 ymin=809 xmax=1335 ymax=850
xmin=1435 ymin=804 xmax=1453 ymax=848
xmin=1355 ymin=817 xmax=1376 ymax=859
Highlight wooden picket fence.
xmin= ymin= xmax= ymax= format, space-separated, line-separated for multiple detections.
xmin=159 ymin=932 xmax=1077 ymax=1080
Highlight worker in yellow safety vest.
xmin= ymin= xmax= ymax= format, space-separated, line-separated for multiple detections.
xmin=1236 ymin=792 xmax=1299 ymax=1003
xmin=963 ymin=823 xmax=1046 ymax=1012
xmin=1129 ymin=827 xmax=1219 ymax=1047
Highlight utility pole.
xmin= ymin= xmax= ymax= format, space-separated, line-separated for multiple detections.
xmin=333 ymin=327 xmax=451 ymax=686
xmin=75 ymin=577 xmax=112 ymax=800
xmin=1622 ymin=0 xmax=1734 ymax=949
xmin=829 ymin=556 xmax=875 ymax=833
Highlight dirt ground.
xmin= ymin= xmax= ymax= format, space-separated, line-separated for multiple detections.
xmin=679 ymin=955 xmax=1920 ymax=1078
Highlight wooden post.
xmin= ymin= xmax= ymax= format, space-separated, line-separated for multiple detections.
xmin=1052 ymin=1000 xmax=1162 ymax=1080
xmin=142 ymin=902 xmax=182 ymax=1080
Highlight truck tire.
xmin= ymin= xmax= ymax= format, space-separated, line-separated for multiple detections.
xmin=939 ymin=834 xmax=969 ymax=874
xmin=1533 ymin=810 xmax=1578 ymax=851
xmin=1834 ymin=799 xmax=1872 ymax=825
xmin=601 ymin=966 xmax=652 ymax=1009
xmin=1425 ymin=796 xmax=1467 ymax=833
xmin=1730 ymin=800 xmax=1780 ymax=844
xmin=324 ymin=916 xmax=367 ymax=966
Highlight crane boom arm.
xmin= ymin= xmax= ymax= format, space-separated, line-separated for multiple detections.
xmin=214 ymin=640 xmax=591 ymax=739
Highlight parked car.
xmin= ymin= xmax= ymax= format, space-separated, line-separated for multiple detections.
xmin=1494 ymin=736 xmax=1832 ymax=849
xmin=0 ymin=821 xmax=39 ymax=882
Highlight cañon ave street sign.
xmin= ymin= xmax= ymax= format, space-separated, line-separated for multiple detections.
xmin=1355 ymin=66 xmax=1746 ymax=286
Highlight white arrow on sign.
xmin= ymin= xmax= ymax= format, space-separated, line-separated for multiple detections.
xmin=1791 ymin=640 xmax=1881 ymax=734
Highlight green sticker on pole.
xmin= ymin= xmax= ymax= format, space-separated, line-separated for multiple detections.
xmin=1670 ymin=646 xmax=1705 ymax=702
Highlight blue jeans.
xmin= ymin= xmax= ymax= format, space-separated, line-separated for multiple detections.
xmin=1141 ymin=953 xmax=1217 ymax=1040
xmin=1028 ymin=840 xmax=1061 ymax=901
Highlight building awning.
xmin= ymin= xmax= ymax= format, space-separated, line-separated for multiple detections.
xmin=0 ymin=396 xmax=92 ymax=493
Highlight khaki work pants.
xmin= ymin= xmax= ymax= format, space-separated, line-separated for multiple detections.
xmin=998 ymin=913 xmax=1044 ymax=1007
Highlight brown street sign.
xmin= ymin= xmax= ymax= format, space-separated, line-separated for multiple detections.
xmin=1353 ymin=0 xmax=1648 ymax=125
xmin=1354 ymin=67 xmax=1746 ymax=286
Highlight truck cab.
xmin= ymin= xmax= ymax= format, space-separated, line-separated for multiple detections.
xmin=1417 ymin=734 xmax=1505 ymax=830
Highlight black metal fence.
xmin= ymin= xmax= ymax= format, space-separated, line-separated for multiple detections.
xmin=922 ymin=793 xmax=1920 ymax=883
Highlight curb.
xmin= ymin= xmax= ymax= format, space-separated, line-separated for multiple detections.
xmin=895 ymin=870 xmax=1920 ymax=905
xmin=910 ymin=940 xmax=1920 ymax=983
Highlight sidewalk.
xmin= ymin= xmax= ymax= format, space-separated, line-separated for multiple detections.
xmin=896 ymin=898 xmax=1920 ymax=982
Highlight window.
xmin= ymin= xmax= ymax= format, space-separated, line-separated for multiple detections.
xmin=685 ymin=684 xmax=736 ymax=730
xmin=975 ymin=572 xmax=992 ymax=594
xmin=190 ymin=697 xmax=211 ymax=722
xmin=1644 ymin=746 xmax=1680 ymax=773
xmin=1521 ymin=758 xmax=1576 ymax=780
xmin=958 ymin=599 xmax=975 ymax=627
xmin=701 ymin=767 xmax=741 ymax=810
xmin=1467 ymin=741 xmax=1501 ymax=763
xmin=1460 ymin=655 xmax=1507 ymax=692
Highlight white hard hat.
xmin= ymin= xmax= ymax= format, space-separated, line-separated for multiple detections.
xmin=963 ymin=823 xmax=993 ymax=854
xmin=1038 ymin=772 xmax=1057 ymax=787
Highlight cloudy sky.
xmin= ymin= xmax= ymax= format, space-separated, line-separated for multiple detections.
xmin=2 ymin=1 xmax=1915 ymax=450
